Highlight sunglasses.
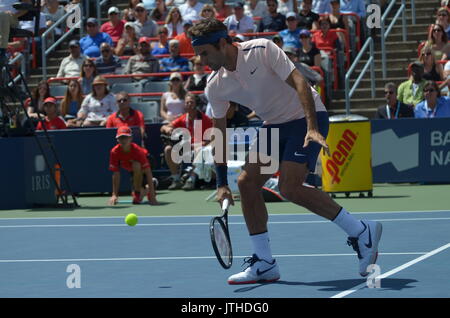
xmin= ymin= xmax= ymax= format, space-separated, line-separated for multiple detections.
xmin=118 ymin=98 xmax=128 ymax=103
xmin=203 ymin=9 xmax=213 ymax=12
xmin=170 ymin=78 xmax=181 ymax=82
xmin=433 ymin=29 xmax=443 ymax=32
xmin=109 ymin=12 xmax=118 ymax=15
xmin=424 ymin=88 xmax=436 ymax=93
xmin=422 ymin=52 xmax=432 ymax=56
xmin=438 ymin=13 xmax=448 ymax=17
xmin=101 ymin=49 xmax=111 ymax=53
xmin=136 ymin=8 xmax=145 ymax=12
xmin=87 ymin=24 xmax=96 ymax=27
xmin=84 ymin=64 xmax=94 ymax=68
xmin=384 ymin=91 xmax=395 ymax=95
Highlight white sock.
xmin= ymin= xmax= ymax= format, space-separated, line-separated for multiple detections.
xmin=250 ymin=232 xmax=274 ymax=262
xmin=333 ymin=207 xmax=365 ymax=238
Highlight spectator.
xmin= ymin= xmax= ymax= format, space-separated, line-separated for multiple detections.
xmin=151 ymin=26 xmax=170 ymax=55
xmin=95 ymin=43 xmax=122 ymax=75
xmin=36 ymin=97 xmax=67 ymax=131
xmin=272 ymin=34 xmax=284 ymax=48
xmin=108 ymin=126 xmax=158 ymax=205
xmin=115 ymin=22 xmax=140 ymax=56
xmin=75 ymin=76 xmax=118 ymax=127
xmin=224 ymin=2 xmax=255 ymax=35
xmin=245 ymin=0 xmax=267 ymax=18
xmin=179 ymin=0 xmax=204 ymax=21
xmin=426 ymin=24 xmax=450 ymax=61
xmin=298 ymin=29 xmax=321 ymax=67
xmin=165 ymin=7 xmax=184 ymax=37
xmin=184 ymin=56 xmax=208 ymax=91
xmin=226 ymin=102 xmax=251 ymax=128
xmin=375 ymin=83 xmax=414 ymax=119
xmin=277 ymin=0 xmax=299 ymax=16
xmin=278 ymin=12 xmax=302 ymax=49
xmin=329 ymin=0 xmax=349 ymax=46
xmin=420 ymin=44 xmax=444 ymax=82
xmin=175 ymin=20 xmax=195 ymax=55
xmin=159 ymin=39 xmax=190 ymax=74
xmin=56 ymin=40 xmax=87 ymax=79
xmin=258 ymin=0 xmax=286 ymax=32
xmin=298 ymin=0 xmax=320 ymax=30
xmin=80 ymin=18 xmax=113 ymax=58
xmin=150 ymin=0 xmax=169 ymax=22
xmin=200 ymin=4 xmax=218 ymax=20
xmin=106 ymin=91 xmax=146 ymax=146
xmin=25 ymin=80 xmax=51 ymax=119
xmin=415 ymin=81 xmax=450 ymax=118
xmin=78 ymin=59 xmax=98 ymax=95
xmin=160 ymin=72 xmax=187 ymax=122
xmin=124 ymin=37 xmax=160 ymax=81
xmin=339 ymin=0 xmax=366 ymax=19
xmin=283 ymin=46 xmax=322 ymax=85
xmin=19 ymin=11 xmax=47 ymax=36
xmin=397 ymin=61 xmax=427 ymax=107
xmin=42 ymin=0 xmax=65 ymax=42
xmin=133 ymin=3 xmax=158 ymax=38
xmin=435 ymin=7 xmax=450 ymax=39
xmin=122 ymin=0 xmax=143 ymax=22
xmin=160 ymin=92 xmax=213 ymax=190
xmin=312 ymin=0 xmax=331 ymax=14
xmin=213 ymin=0 xmax=232 ymax=19
xmin=61 ymin=80 xmax=84 ymax=126
xmin=312 ymin=15 xmax=341 ymax=51
xmin=100 ymin=7 xmax=125 ymax=47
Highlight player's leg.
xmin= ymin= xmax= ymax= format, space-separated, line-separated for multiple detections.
xmin=164 ymin=145 xmax=182 ymax=189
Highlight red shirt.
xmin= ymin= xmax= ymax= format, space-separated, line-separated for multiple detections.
xmin=109 ymin=142 xmax=150 ymax=172
xmin=174 ymin=32 xmax=194 ymax=55
xmin=312 ymin=31 xmax=338 ymax=51
xmin=106 ymin=109 xmax=145 ymax=129
xmin=36 ymin=116 xmax=67 ymax=131
xmin=100 ymin=20 xmax=126 ymax=45
xmin=171 ymin=111 xmax=213 ymax=144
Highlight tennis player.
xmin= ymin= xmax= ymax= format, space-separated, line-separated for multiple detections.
xmin=189 ymin=19 xmax=383 ymax=285
xmin=109 ymin=126 xmax=158 ymax=206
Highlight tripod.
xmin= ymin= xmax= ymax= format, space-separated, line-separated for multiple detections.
xmin=0 ymin=57 xmax=79 ymax=209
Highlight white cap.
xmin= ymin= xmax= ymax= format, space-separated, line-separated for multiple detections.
xmin=108 ymin=7 xmax=120 ymax=15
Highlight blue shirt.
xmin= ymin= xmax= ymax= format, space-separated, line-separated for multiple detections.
xmin=159 ymin=56 xmax=190 ymax=73
xmin=278 ymin=28 xmax=303 ymax=49
xmin=152 ymin=45 xmax=169 ymax=56
xmin=95 ymin=55 xmax=122 ymax=74
xmin=340 ymin=0 xmax=366 ymax=18
xmin=80 ymin=32 xmax=114 ymax=58
xmin=414 ymin=97 xmax=450 ymax=118
xmin=313 ymin=0 xmax=331 ymax=14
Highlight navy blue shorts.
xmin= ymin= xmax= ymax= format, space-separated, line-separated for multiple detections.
xmin=250 ymin=112 xmax=329 ymax=172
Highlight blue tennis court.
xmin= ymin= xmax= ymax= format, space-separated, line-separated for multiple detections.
xmin=0 ymin=210 xmax=449 ymax=298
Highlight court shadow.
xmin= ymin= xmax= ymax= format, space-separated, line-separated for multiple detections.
xmin=334 ymin=195 xmax=410 ymax=199
xmin=234 ymin=278 xmax=418 ymax=293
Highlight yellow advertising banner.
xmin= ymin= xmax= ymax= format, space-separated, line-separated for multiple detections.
xmin=321 ymin=121 xmax=373 ymax=193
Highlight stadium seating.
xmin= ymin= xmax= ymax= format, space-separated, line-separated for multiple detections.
xmin=49 ymin=84 xmax=68 ymax=97
xmin=110 ymin=82 xmax=144 ymax=94
xmin=130 ymin=101 xmax=161 ymax=123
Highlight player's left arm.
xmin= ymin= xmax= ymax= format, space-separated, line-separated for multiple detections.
xmin=285 ymin=69 xmax=330 ymax=155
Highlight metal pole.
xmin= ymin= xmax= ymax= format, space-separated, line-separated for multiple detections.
xmin=370 ymin=38 xmax=375 ymax=99
xmin=381 ymin=19 xmax=386 ymax=79
xmin=411 ymin=0 xmax=416 ymax=25
xmin=402 ymin=0 xmax=407 ymax=42
xmin=41 ymin=34 xmax=47 ymax=81
xmin=97 ymin=0 xmax=101 ymax=23
xmin=345 ymin=70 xmax=350 ymax=115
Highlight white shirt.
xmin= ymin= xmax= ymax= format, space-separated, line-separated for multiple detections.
xmin=79 ymin=93 xmax=118 ymax=122
xmin=179 ymin=1 xmax=204 ymax=21
xmin=206 ymin=39 xmax=326 ymax=124
xmin=244 ymin=1 xmax=268 ymax=18
xmin=0 ymin=0 xmax=18 ymax=13
xmin=57 ymin=54 xmax=87 ymax=78
xmin=223 ymin=14 xmax=255 ymax=34
xmin=19 ymin=12 xmax=47 ymax=33
xmin=277 ymin=0 xmax=295 ymax=16
xmin=163 ymin=92 xmax=185 ymax=118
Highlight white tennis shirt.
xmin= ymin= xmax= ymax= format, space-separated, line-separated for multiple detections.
xmin=205 ymin=38 xmax=327 ymax=124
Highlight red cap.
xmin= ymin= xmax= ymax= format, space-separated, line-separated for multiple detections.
xmin=138 ymin=37 xmax=151 ymax=44
xmin=116 ymin=126 xmax=132 ymax=138
xmin=43 ymin=97 xmax=57 ymax=105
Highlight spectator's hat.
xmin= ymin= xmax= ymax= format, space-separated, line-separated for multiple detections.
xmin=272 ymin=34 xmax=282 ymax=42
xmin=135 ymin=3 xmax=147 ymax=10
xmin=138 ymin=37 xmax=152 ymax=45
xmin=299 ymin=29 xmax=311 ymax=37
xmin=43 ymin=97 xmax=57 ymax=105
xmin=124 ymin=21 xmax=136 ymax=30
xmin=330 ymin=0 xmax=340 ymax=4
xmin=92 ymin=76 xmax=109 ymax=86
xmin=169 ymin=72 xmax=182 ymax=81
xmin=234 ymin=34 xmax=245 ymax=42
xmin=69 ymin=39 xmax=80 ymax=47
xmin=108 ymin=7 xmax=120 ymax=15
xmin=283 ymin=46 xmax=298 ymax=56
xmin=86 ymin=17 xmax=99 ymax=25
xmin=234 ymin=1 xmax=245 ymax=8
xmin=116 ymin=126 xmax=132 ymax=138
xmin=183 ymin=19 xmax=194 ymax=27
xmin=286 ymin=12 xmax=297 ymax=20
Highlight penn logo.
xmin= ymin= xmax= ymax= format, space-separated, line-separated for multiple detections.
xmin=326 ymin=129 xmax=358 ymax=184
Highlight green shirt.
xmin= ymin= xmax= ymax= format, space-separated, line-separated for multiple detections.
xmin=397 ymin=79 xmax=427 ymax=106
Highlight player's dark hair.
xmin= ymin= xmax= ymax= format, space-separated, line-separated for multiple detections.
xmin=188 ymin=18 xmax=232 ymax=48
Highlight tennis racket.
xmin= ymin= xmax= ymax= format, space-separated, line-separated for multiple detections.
xmin=210 ymin=198 xmax=233 ymax=269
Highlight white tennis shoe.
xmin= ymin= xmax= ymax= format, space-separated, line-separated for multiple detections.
xmin=227 ymin=254 xmax=280 ymax=285
xmin=347 ymin=220 xmax=383 ymax=277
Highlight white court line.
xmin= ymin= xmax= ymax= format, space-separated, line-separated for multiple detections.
xmin=331 ymin=243 xmax=450 ymax=298
xmin=0 ymin=210 xmax=449 ymax=221
xmin=1 ymin=217 xmax=450 ymax=228
xmin=0 ymin=252 xmax=426 ymax=264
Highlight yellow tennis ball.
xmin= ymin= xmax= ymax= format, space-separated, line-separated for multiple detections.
xmin=125 ymin=213 xmax=138 ymax=226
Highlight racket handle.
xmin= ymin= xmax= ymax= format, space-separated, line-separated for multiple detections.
xmin=222 ymin=198 xmax=230 ymax=211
